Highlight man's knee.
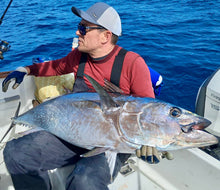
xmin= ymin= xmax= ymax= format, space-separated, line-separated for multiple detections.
xmin=3 ymin=140 xmax=22 ymax=173
xmin=4 ymin=139 xmax=17 ymax=161
xmin=3 ymin=136 xmax=39 ymax=174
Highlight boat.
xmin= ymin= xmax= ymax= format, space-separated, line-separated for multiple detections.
xmin=0 ymin=67 xmax=220 ymax=190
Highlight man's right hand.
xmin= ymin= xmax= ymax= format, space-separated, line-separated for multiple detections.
xmin=136 ymin=145 xmax=174 ymax=164
xmin=2 ymin=67 xmax=28 ymax=92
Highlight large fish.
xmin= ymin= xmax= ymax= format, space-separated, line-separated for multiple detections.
xmin=12 ymin=75 xmax=218 ymax=156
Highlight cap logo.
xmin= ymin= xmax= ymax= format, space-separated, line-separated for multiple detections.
xmin=92 ymin=12 xmax=97 ymax=18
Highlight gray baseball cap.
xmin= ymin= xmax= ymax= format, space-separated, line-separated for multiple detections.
xmin=71 ymin=2 xmax=122 ymax=36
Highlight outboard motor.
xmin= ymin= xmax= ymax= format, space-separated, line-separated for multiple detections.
xmin=196 ymin=67 xmax=220 ymax=159
xmin=195 ymin=67 xmax=220 ymax=137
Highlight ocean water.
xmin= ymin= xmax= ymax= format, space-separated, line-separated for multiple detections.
xmin=0 ymin=0 xmax=219 ymax=111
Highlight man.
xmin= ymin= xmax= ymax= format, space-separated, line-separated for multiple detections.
xmin=2 ymin=2 xmax=162 ymax=190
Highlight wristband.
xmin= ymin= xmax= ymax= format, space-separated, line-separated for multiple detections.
xmin=16 ymin=67 xmax=28 ymax=74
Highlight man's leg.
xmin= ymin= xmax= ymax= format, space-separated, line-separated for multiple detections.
xmin=3 ymin=131 xmax=82 ymax=190
xmin=65 ymin=153 xmax=129 ymax=190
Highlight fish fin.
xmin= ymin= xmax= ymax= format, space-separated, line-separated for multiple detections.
xmin=105 ymin=150 xmax=117 ymax=181
xmin=18 ymin=127 xmax=44 ymax=136
xmin=103 ymin=78 xmax=125 ymax=95
xmin=81 ymin=147 xmax=111 ymax=157
xmin=84 ymin=74 xmax=119 ymax=110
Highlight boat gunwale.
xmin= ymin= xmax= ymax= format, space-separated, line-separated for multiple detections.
xmin=0 ymin=71 xmax=11 ymax=78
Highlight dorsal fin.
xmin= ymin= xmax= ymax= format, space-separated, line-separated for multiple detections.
xmin=84 ymin=74 xmax=119 ymax=110
xmin=103 ymin=78 xmax=125 ymax=95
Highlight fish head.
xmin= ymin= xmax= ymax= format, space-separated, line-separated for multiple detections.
xmin=119 ymin=98 xmax=218 ymax=151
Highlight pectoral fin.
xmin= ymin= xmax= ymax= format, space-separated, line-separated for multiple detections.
xmin=81 ymin=147 xmax=111 ymax=157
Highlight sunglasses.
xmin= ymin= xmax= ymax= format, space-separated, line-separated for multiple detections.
xmin=77 ymin=24 xmax=104 ymax=36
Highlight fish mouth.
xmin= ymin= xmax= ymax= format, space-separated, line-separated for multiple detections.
xmin=175 ymin=118 xmax=218 ymax=149
xmin=181 ymin=118 xmax=211 ymax=133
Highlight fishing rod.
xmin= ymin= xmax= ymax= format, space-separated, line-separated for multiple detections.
xmin=0 ymin=0 xmax=13 ymax=26
xmin=0 ymin=0 xmax=13 ymax=59
xmin=0 ymin=101 xmax=21 ymax=144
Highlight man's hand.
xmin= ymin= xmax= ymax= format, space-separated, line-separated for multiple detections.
xmin=136 ymin=146 xmax=174 ymax=164
xmin=2 ymin=67 xmax=28 ymax=92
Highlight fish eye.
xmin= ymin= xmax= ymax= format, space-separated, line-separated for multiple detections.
xmin=170 ymin=107 xmax=182 ymax=117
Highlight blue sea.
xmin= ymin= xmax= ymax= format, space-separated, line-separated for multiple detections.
xmin=0 ymin=0 xmax=219 ymax=112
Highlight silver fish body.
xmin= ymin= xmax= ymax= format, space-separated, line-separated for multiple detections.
xmin=12 ymin=91 xmax=218 ymax=153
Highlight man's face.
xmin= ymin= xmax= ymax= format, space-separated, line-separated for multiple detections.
xmin=76 ymin=20 xmax=104 ymax=55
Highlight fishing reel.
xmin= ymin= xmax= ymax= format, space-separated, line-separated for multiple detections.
xmin=0 ymin=40 xmax=10 ymax=59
